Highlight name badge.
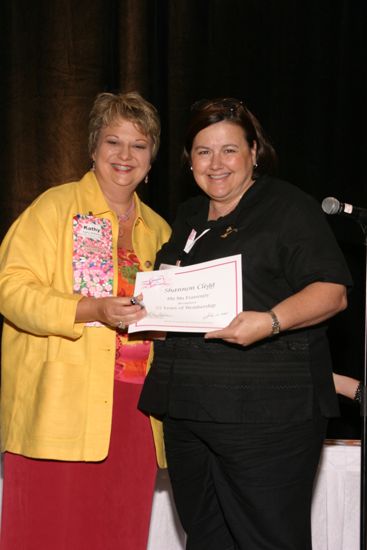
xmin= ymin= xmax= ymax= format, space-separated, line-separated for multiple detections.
xmin=79 ymin=221 xmax=103 ymax=241
xmin=73 ymin=215 xmax=114 ymax=326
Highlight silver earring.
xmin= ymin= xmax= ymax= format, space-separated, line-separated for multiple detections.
xmin=253 ymin=162 xmax=258 ymax=168
xmin=91 ymin=160 xmax=96 ymax=171
xmin=144 ymin=174 xmax=149 ymax=184
xmin=190 ymin=166 xmax=193 ymax=171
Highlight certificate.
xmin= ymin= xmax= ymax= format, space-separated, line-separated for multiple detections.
xmin=128 ymin=254 xmax=243 ymax=333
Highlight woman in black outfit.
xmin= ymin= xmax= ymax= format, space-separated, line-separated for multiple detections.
xmin=139 ymin=97 xmax=352 ymax=550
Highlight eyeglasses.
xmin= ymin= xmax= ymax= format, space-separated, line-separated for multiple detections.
xmin=190 ymin=97 xmax=244 ymax=114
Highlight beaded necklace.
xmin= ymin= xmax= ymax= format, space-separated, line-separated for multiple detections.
xmin=117 ymin=200 xmax=135 ymax=223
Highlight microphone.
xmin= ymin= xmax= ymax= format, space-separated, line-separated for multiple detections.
xmin=321 ymin=196 xmax=367 ymax=224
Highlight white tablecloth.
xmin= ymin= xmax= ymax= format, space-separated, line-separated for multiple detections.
xmin=147 ymin=468 xmax=186 ymax=549
xmin=311 ymin=440 xmax=360 ymax=550
xmin=0 ymin=441 xmax=361 ymax=549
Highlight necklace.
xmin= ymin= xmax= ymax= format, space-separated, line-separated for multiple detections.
xmin=117 ymin=200 xmax=135 ymax=223
xmin=117 ymin=200 xmax=135 ymax=240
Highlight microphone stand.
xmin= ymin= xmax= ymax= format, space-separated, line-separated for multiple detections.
xmin=359 ymin=222 xmax=367 ymax=550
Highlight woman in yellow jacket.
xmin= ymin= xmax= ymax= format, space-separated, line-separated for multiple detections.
xmin=0 ymin=92 xmax=171 ymax=550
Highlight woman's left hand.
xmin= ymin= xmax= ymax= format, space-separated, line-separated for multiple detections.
xmin=204 ymin=311 xmax=272 ymax=346
xmin=204 ymin=282 xmax=348 ymax=346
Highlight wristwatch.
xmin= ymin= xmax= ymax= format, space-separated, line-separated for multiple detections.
xmin=268 ymin=309 xmax=281 ymax=336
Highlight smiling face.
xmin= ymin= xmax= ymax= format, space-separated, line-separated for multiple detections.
xmin=92 ymin=117 xmax=153 ymax=198
xmin=190 ymin=120 xmax=257 ymax=209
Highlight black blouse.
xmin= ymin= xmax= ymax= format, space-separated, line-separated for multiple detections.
xmin=139 ymin=176 xmax=353 ymax=423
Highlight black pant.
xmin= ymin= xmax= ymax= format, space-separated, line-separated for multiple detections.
xmin=163 ymin=414 xmax=327 ymax=550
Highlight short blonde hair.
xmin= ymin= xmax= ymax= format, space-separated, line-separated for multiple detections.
xmin=88 ymin=91 xmax=161 ymax=160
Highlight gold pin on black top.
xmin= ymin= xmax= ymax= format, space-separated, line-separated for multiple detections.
xmin=220 ymin=226 xmax=238 ymax=238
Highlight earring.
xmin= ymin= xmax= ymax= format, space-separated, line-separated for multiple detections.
xmin=144 ymin=174 xmax=149 ymax=184
xmin=91 ymin=160 xmax=96 ymax=171
xmin=253 ymin=162 xmax=258 ymax=168
xmin=190 ymin=166 xmax=193 ymax=171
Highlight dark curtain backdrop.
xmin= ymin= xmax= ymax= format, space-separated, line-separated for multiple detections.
xmin=1 ymin=0 xmax=366 ymax=436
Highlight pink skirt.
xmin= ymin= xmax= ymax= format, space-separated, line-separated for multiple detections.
xmin=0 ymin=381 xmax=157 ymax=550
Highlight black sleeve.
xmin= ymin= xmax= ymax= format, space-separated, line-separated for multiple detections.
xmin=278 ymin=193 xmax=353 ymax=291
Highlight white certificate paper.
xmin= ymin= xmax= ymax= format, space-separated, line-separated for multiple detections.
xmin=128 ymin=254 xmax=243 ymax=333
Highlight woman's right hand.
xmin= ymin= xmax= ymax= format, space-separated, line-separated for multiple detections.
xmin=76 ymin=295 xmax=146 ymax=329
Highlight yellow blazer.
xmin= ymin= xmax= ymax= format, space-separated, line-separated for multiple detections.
xmin=0 ymin=171 xmax=171 ymax=466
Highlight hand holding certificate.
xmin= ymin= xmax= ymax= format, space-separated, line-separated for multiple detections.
xmin=128 ymin=254 xmax=243 ymax=333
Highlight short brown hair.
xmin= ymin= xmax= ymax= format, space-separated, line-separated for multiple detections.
xmin=183 ymin=97 xmax=277 ymax=177
xmin=88 ymin=91 xmax=161 ymax=160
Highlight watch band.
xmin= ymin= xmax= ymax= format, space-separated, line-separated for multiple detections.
xmin=268 ymin=309 xmax=281 ymax=336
